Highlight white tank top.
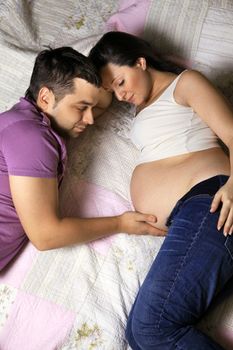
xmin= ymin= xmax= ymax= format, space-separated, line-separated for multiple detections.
xmin=130 ymin=71 xmax=220 ymax=165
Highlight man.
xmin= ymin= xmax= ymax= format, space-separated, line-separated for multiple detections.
xmin=0 ymin=47 xmax=160 ymax=271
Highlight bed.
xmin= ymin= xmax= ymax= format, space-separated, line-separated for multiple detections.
xmin=0 ymin=1 xmax=233 ymax=349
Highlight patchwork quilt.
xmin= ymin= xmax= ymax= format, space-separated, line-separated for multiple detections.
xmin=0 ymin=1 xmax=233 ymax=349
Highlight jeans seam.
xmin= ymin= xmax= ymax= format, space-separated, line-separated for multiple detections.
xmin=157 ymin=207 xmax=210 ymax=331
xmin=167 ymin=195 xmax=212 ymax=227
xmin=225 ymin=237 xmax=233 ymax=259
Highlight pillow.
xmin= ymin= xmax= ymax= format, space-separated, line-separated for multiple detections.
xmin=192 ymin=6 xmax=233 ymax=105
xmin=143 ymin=0 xmax=233 ymax=103
xmin=65 ymin=99 xmax=139 ymax=201
xmin=0 ymin=0 xmax=119 ymax=112
xmin=143 ymin=0 xmax=209 ymax=59
xmin=0 ymin=0 xmax=118 ymax=50
xmin=106 ymin=0 xmax=151 ymax=36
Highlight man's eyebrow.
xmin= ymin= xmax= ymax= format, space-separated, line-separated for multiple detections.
xmin=74 ymin=100 xmax=93 ymax=106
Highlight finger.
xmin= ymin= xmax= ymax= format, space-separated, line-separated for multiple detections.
xmin=146 ymin=215 xmax=157 ymax=223
xmin=229 ymin=224 xmax=233 ymax=235
xmin=136 ymin=213 xmax=157 ymax=223
xmin=144 ymin=223 xmax=167 ymax=237
xmin=210 ymin=192 xmax=222 ymax=213
xmin=223 ymin=208 xmax=233 ymax=236
xmin=217 ymin=201 xmax=231 ymax=231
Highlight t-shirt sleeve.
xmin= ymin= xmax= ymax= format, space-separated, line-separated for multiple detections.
xmin=2 ymin=120 xmax=60 ymax=178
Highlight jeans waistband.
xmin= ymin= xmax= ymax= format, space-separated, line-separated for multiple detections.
xmin=166 ymin=175 xmax=229 ymax=227
xmin=179 ymin=175 xmax=229 ymax=203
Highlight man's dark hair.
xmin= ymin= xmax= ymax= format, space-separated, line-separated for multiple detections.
xmin=25 ymin=46 xmax=101 ymax=102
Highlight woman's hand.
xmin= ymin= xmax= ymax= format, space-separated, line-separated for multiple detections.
xmin=118 ymin=211 xmax=167 ymax=237
xmin=210 ymin=178 xmax=233 ymax=236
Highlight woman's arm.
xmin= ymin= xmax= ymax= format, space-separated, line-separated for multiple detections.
xmin=176 ymin=70 xmax=233 ymax=235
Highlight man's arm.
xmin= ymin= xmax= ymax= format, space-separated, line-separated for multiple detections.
xmin=9 ymin=176 xmax=165 ymax=251
xmin=93 ymin=87 xmax=113 ymax=118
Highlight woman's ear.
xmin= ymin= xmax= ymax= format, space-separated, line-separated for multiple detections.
xmin=136 ymin=57 xmax=147 ymax=70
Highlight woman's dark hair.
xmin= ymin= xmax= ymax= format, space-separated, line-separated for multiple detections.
xmin=25 ymin=46 xmax=101 ymax=102
xmin=89 ymin=31 xmax=184 ymax=74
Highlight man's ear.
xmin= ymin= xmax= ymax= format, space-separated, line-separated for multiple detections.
xmin=37 ymin=87 xmax=54 ymax=111
xmin=136 ymin=57 xmax=147 ymax=70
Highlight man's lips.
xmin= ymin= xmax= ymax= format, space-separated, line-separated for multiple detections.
xmin=74 ymin=126 xmax=86 ymax=132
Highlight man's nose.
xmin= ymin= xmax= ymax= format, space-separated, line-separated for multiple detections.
xmin=83 ymin=109 xmax=94 ymax=125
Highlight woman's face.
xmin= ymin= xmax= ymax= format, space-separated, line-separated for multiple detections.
xmin=100 ymin=59 xmax=152 ymax=107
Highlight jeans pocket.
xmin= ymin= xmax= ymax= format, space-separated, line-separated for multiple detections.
xmin=225 ymin=236 xmax=233 ymax=259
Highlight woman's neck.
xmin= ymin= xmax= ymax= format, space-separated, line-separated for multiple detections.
xmin=139 ymin=69 xmax=177 ymax=111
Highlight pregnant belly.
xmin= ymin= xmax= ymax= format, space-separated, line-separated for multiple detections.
xmin=130 ymin=149 xmax=230 ymax=231
xmin=131 ymin=169 xmax=189 ymax=231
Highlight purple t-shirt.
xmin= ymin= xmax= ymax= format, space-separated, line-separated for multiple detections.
xmin=0 ymin=98 xmax=67 ymax=271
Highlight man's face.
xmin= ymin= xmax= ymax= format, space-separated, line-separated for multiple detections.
xmin=45 ymin=78 xmax=100 ymax=138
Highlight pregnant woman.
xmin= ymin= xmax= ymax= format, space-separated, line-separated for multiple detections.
xmin=89 ymin=31 xmax=233 ymax=349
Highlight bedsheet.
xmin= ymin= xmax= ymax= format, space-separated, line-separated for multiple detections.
xmin=1 ymin=0 xmax=233 ymax=349
xmin=0 ymin=180 xmax=164 ymax=349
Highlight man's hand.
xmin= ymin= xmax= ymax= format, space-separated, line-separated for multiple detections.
xmin=118 ymin=211 xmax=167 ymax=237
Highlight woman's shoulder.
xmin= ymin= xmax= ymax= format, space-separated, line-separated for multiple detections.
xmin=176 ymin=69 xmax=208 ymax=87
xmin=174 ymin=69 xmax=209 ymax=106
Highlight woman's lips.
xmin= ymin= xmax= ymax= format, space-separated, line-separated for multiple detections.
xmin=127 ymin=94 xmax=135 ymax=103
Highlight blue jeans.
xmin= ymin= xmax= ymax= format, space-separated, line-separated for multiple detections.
xmin=126 ymin=175 xmax=233 ymax=349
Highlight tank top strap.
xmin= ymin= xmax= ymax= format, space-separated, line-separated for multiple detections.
xmin=159 ymin=69 xmax=188 ymax=101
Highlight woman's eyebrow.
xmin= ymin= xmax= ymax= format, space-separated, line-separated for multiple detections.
xmin=111 ymin=75 xmax=121 ymax=84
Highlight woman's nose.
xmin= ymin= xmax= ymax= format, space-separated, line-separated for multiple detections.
xmin=115 ymin=88 xmax=125 ymax=101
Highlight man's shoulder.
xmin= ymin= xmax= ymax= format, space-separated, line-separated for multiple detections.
xmin=0 ymin=98 xmax=65 ymax=159
xmin=0 ymin=98 xmax=53 ymax=138
xmin=0 ymin=98 xmax=41 ymax=131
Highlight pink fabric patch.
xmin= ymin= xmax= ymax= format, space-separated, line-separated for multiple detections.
xmin=0 ymin=242 xmax=38 ymax=288
xmin=106 ymin=0 xmax=152 ymax=35
xmin=65 ymin=180 xmax=131 ymax=218
xmin=89 ymin=238 xmax=112 ymax=255
xmin=0 ymin=291 xmax=75 ymax=350
xmin=62 ymin=180 xmax=131 ymax=255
